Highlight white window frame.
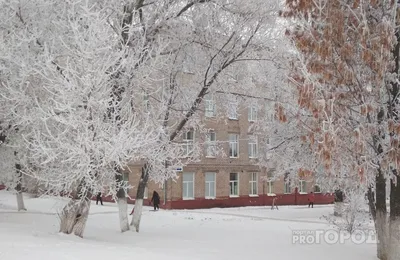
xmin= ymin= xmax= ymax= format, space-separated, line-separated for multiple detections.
xmin=284 ymin=180 xmax=291 ymax=194
xmin=205 ymin=172 xmax=216 ymax=199
xmin=299 ymin=179 xmax=307 ymax=194
xmin=143 ymin=92 xmax=150 ymax=111
xmin=229 ymin=172 xmax=239 ymax=197
xmin=205 ymin=132 xmax=217 ymax=158
xmin=248 ymin=135 xmax=258 ymax=158
xmin=266 ymin=104 xmax=275 ymax=122
xmin=228 ymin=96 xmax=238 ymax=120
xmin=314 ymin=184 xmax=321 ymax=193
xmin=182 ymin=172 xmax=194 ymax=200
xmin=123 ymin=173 xmax=129 ymax=194
xmin=204 ymin=94 xmax=216 ymax=117
xmin=249 ymin=172 xmax=258 ymax=196
xmin=248 ymin=105 xmax=257 ymax=122
xmin=229 ymin=134 xmax=239 ymax=158
xmin=267 ymin=180 xmax=274 ymax=194
xmin=182 ymin=131 xmax=194 ymax=157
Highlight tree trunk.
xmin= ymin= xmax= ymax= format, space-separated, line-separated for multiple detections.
xmin=115 ymin=170 xmax=129 ymax=232
xmin=15 ymin=163 xmax=26 ymax=211
xmin=333 ymin=202 xmax=344 ymax=217
xmin=333 ymin=190 xmax=344 ymax=217
xmin=16 ymin=192 xmax=26 ymax=211
xmin=117 ymin=198 xmax=129 ymax=232
xmin=130 ymin=163 xmax=150 ymax=232
xmin=389 ymin=173 xmax=400 ymax=260
xmin=59 ymin=180 xmax=92 ymax=238
xmin=59 ymin=197 xmax=91 ymax=237
xmin=375 ymin=169 xmax=388 ymax=260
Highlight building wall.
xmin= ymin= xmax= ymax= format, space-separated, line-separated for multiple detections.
xmin=120 ymin=165 xmax=334 ymax=209
xmin=101 ymin=90 xmax=336 ymax=209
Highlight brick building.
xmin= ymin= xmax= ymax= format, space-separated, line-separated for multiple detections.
xmin=122 ymin=91 xmax=334 ymax=209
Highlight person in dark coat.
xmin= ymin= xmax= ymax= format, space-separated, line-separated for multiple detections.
xmin=308 ymin=192 xmax=315 ymax=208
xmin=96 ymin=192 xmax=103 ymax=205
xmin=151 ymin=191 xmax=160 ymax=211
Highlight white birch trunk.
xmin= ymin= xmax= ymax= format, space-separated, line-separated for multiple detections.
xmin=334 ymin=202 xmax=344 ymax=217
xmin=130 ymin=198 xmax=143 ymax=232
xmin=72 ymin=200 xmax=90 ymax=238
xmin=376 ymin=211 xmax=389 ymax=260
xmin=59 ymin=199 xmax=91 ymax=237
xmin=16 ymin=192 xmax=26 ymax=211
xmin=117 ymin=198 xmax=129 ymax=232
xmin=389 ymin=217 xmax=400 ymax=260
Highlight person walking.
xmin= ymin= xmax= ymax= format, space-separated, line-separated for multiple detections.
xmin=96 ymin=192 xmax=103 ymax=205
xmin=271 ymin=196 xmax=279 ymax=210
xmin=151 ymin=191 xmax=160 ymax=211
xmin=308 ymin=192 xmax=315 ymax=208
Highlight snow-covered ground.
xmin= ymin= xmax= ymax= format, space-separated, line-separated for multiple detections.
xmin=0 ymin=190 xmax=377 ymax=260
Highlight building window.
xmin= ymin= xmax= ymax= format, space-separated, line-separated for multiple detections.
xmin=248 ymin=135 xmax=258 ymax=158
xmin=205 ymin=172 xmax=216 ymax=199
xmin=205 ymin=132 xmax=217 ymax=157
xmin=314 ymin=184 xmax=321 ymax=193
xmin=204 ymin=94 xmax=216 ymax=117
xmin=228 ymin=96 xmax=238 ymax=119
xmin=229 ymin=134 xmax=239 ymax=158
xmin=143 ymin=91 xmax=150 ymax=111
xmin=267 ymin=181 xmax=274 ymax=194
xmin=266 ymin=104 xmax=275 ymax=122
xmin=229 ymin=173 xmax=239 ymax=196
xmin=248 ymin=105 xmax=257 ymax=122
xmin=182 ymin=131 xmax=194 ymax=157
xmin=249 ymin=172 xmax=258 ymax=196
xmin=182 ymin=173 xmax=194 ymax=199
xmin=123 ymin=173 xmax=129 ymax=194
xmin=284 ymin=180 xmax=291 ymax=194
xmin=299 ymin=180 xmax=307 ymax=193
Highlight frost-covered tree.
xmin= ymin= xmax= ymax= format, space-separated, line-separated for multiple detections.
xmin=281 ymin=1 xmax=400 ymax=259
xmin=0 ymin=0 xmax=171 ymax=236
xmin=123 ymin=0 xmax=286 ymax=232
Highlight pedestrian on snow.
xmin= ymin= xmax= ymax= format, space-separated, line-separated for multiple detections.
xmin=151 ymin=191 xmax=160 ymax=211
xmin=308 ymin=192 xmax=315 ymax=208
xmin=271 ymin=196 xmax=279 ymax=210
xmin=96 ymin=192 xmax=103 ymax=205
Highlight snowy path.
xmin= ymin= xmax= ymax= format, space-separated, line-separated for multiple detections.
xmin=0 ymin=191 xmax=377 ymax=260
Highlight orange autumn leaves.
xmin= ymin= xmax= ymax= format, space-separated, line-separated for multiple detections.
xmin=280 ymin=0 xmax=397 ymax=178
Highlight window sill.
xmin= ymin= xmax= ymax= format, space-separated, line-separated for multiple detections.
xmin=299 ymin=192 xmax=308 ymax=194
xmin=228 ymin=118 xmax=239 ymax=120
xmin=267 ymin=193 xmax=276 ymax=196
xmin=229 ymin=157 xmax=238 ymax=159
xmin=205 ymin=156 xmax=216 ymax=158
xmin=249 ymin=194 xmax=259 ymax=197
xmin=229 ymin=195 xmax=240 ymax=198
xmin=182 ymin=197 xmax=195 ymax=200
xmin=205 ymin=197 xmax=216 ymax=200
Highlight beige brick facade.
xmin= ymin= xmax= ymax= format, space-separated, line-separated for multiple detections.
xmin=122 ymin=99 xmax=326 ymax=208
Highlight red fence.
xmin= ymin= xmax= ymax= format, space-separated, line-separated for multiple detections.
xmin=94 ymin=191 xmax=334 ymax=210
xmin=164 ymin=192 xmax=334 ymax=210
